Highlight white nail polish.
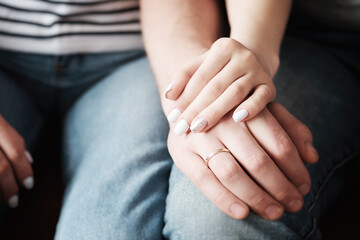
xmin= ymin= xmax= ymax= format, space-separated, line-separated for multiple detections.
xmin=23 ymin=176 xmax=34 ymax=190
xmin=8 ymin=195 xmax=19 ymax=208
xmin=164 ymin=82 xmax=174 ymax=98
xmin=232 ymin=109 xmax=249 ymax=123
xmin=167 ymin=108 xmax=182 ymax=123
xmin=25 ymin=150 xmax=33 ymax=164
xmin=174 ymin=119 xmax=190 ymax=136
xmin=190 ymin=118 xmax=207 ymax=133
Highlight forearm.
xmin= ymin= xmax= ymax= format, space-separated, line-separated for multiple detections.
xmin=140 ymin=0 xmax=222 ymax=112
xmin=226 ymin=0 xmax=292 ymax=77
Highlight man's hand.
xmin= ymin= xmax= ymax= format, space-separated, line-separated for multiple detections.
xmin=0 ymin=115 xmax=34 ymax=208
xmin=167 ymin=102 xmax=318 ymax=220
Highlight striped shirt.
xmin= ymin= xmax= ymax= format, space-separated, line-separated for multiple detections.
xmin=0 ymin=0 xmax=142 ymax=54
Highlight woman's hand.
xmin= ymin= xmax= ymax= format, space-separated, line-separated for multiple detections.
xmin=0 ymin=115 xmax=34 ymax=208
xmin=165 ymin=38 xmax=276 ymax=135
xmin=167 ymin=102 xmax=318 ymax=220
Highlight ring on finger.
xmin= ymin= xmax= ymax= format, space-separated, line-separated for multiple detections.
xmin=203 ymin=148 xmax=231 ymax=168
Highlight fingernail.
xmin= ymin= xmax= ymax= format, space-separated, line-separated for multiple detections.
xmin=164 ymin=82 xmax=174 ymax=99
xmin=298 ymin=183 xmax=310 ymax=196
xmin=287 ymin=198 xmax=303 ymax=211
xmin=25 ymin=150 xmax=33 ymax=164
xmin=167 ymin=108 xmax=182 ymax=123
xmin=174 ymin=119 xmax=190 ymax=136
xmin=305 ymin=142 xmax=318 ymax=155
xmin=232 ymin=109 xmax=249 ymax=123
xmin=23 ymin=176 xmax=34 ymax=190
xmin=230 ymin=203 xmax=246 ymax=219
xmin=264 ymin=204 xmax=283 ymax=220
xmin=190 ymin=118 xmax=207 ymax=133
xmin=8 ymin=195 xmax=19 ymax=208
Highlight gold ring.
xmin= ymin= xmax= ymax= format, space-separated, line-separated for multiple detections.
xmin=203 ymin=148 xmax=230 ymax=168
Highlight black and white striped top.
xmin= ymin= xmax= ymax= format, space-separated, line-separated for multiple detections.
xmin=0 ymin=0 xmax=142 ymax=54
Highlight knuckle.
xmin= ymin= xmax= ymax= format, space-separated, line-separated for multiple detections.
xmin=213 ymin=37 xmax=236 ymax=50
xmin=232 ymin=82 xmax=246 ymax=99
xmin=246 ymin=154 xmax=268 ymax=174
xmin=241 ymin=49 xmax=256 ymax=63
xmin=208 ymin=80 xmax=224 ymax=96
xmin=212 ymin=159 xmax=238 ymax=182
xmin=213 ymin=189 xmax=228 ymax=206
xmin=261 ymin=84 xmax=275 ymax=102
xmin=248 ymin=194 xmax=266 ymax=207
xmin=275 ymin=188 xmax=292 ymax=202
xmin=276 ymin=139 xmax=297 ymax=161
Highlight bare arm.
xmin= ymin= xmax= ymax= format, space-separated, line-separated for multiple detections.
xmin=140 ymin=0 xmax=222 ymax=111
xmin=226 ymin=0 xmax=292 ymax=77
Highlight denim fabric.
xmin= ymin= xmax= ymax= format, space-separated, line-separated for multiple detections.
xmin=0 ymin=15 xmax=359 ymax=240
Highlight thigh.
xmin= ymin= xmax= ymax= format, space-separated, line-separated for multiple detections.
xmin=56 ymin=55 xmax=172 ymax=240
xmin=163 ymin=36 xmax=360 ymax=240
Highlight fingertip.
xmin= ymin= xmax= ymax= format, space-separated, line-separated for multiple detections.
xmin=304 ymin=142 xmax=319 ymax=164
xmin=232 ymin=109 xmax=249 ymax=123
xmin=230 ymin=203 xmax=249 ymax=219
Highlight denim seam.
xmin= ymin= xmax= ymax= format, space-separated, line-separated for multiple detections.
xmin=304 ymin=149 xmax=360 ymax=239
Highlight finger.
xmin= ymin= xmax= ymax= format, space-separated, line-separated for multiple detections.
xmin=246 ymin=108 xmax=312 ymax=196
xmin=164 ymin=55 xmax=205 ymax=100
xmin=0 ymin=117 xmax=34 ymax=190
xmin=233 ymin=82 xmax=276 ymax=123
xmin=268 ymin=102 xmax=319 ymax=164
xmin=217 ymin=119 xmax=305 ymax=213
xmin=167 ymin=44 xmax=232 ymax=124
xmin=188 ymin=71 xmax=271 ymax=133
xmin=199 ymin=145 xmax=285 ymax=220
xmin=0 ymin=150 xmax=19 ymax=208
xmin=175 ymin=60 xmax=253 ymax=133
xmin=174 ymin=151 xmax=249 ymax=220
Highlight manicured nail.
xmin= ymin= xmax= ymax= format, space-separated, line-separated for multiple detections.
xmin=232 ymin=109 xmax=249 ymax=123
xmin=23 ymin=176 xmax=34 ymax=190
xmin=264 ymin=204 xmax=283 ymax=220
xmin=8 ymin=195 xmax=19 ymax=208
xmin=174 ymin=119 xmax=190 ymax=136
xmin=25 ymin=150 xmax=33 ymax=164
xmin=167 ymin=108 xmax=181 ymax=123
xmin=190 ymin=118 xmax=207 ymax=133
xmin=298 ymin=183 xmax=310 ymax=196
xmin=287 ymin=198 xmax=303 ymax=211
xmin=164 ymin=82 xmax=174 ymax=99
xmin=230 ymin=203 xmax=246 ymax=219
xmin=305 ymin=142 xmax=318 ymax=155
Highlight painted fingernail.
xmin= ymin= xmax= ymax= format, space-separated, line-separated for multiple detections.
xmin=23 ymin=176 xmax=34 ymax=190
xmin=298 ymin=183 xmax=310 ymax=196
xmin=174 ymin=119 xmax=190 ymax=136
xmin=287 ymin=198 xmax=303 ymax=211
xmin=230 ymin=203 xmax=246 ymax=219
xmin=25 ymin=150 xmax=33 ymax=164
xmin=164 ymin=82 xmax=174 ymax=99
xmin=8 ymin=195 xmax=19 ymax=208
xmin=232 ymin=109 xmax=249 ymax=123
xmin=190 ymin=118 xmax=208 ymax=133
xmin=167 ymin=108 xmax=182 ymax=123
xmin=264 ymin=204 xmax=283 ymax=220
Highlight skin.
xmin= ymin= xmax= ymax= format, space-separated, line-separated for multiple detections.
xmin=141 ymin=0 xmax=318 ymax=220
xmin=0 ymin=115 xmax=33 ymax=206
xmin=163 ymin=0 xmax=292 ymax=133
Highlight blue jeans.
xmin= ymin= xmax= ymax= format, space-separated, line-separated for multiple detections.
xmin=0 ymin=18 xmax=359 ymax=240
